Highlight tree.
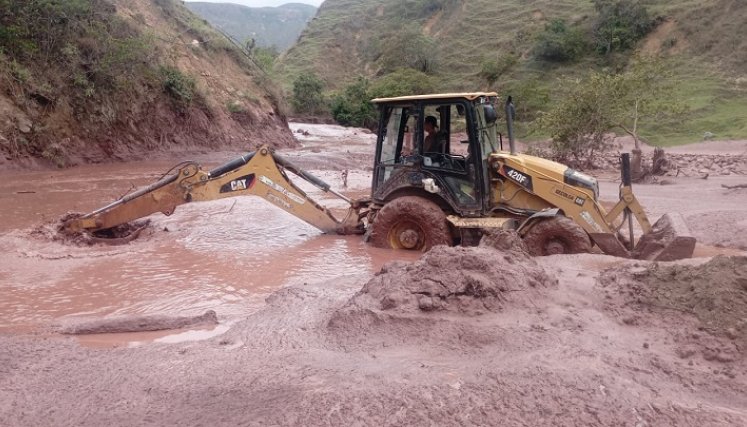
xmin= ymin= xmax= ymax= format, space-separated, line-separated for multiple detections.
xmin=331 ymin=77 xmax=377 ymax=128
xmin=604 ymin=58 xmax=686 ymax=176
xmin=541 ymin=58 xmax=685 ymax=169
xmin=290 ymin=73 xmax=326 ymax=114
xmin=540 ymin=73 xmax=614 ymax=167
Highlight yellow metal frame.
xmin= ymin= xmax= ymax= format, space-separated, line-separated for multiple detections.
xmin=68 ymin=146 xmax=361 ymax=235
xmin=491 ymin=154 xmax=653 ymax=257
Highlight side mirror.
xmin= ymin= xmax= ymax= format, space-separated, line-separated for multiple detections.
xmin=483 ymin=104 xmax=497 ymax=124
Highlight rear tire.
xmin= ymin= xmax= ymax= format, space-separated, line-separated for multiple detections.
xmin=371 ymin=196 xmax=452 ymax=251
xmin=523 ymin=216 xmax=591 ymax=256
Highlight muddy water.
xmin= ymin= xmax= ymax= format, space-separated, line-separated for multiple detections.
xmin=3 ymin=124 xmax=745 ymax=341
xmin=0 ymin=125 xmax=413 ymax=339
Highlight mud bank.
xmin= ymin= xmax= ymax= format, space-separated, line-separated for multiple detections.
xmin=601 ymin=256 xmax=747 ymax=361
xmin=2 ymin=246 xmax=746 ymax=426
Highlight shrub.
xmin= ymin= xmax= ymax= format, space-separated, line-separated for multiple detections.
xmin=0 ymin=0 xmax=156 ymax=94
xmin=479 ymin=54 xmax=518 ymax=88
xmin=290 ymin=73 xmax=326 ymax=114
xmin=331 ymin=77 xmax=377 ymax=128
xmin=252 ymin=46 xmax=278 ymax=73
xmin=160 ymin=66 xmax=196 ymax=104
xmin=226 ymin=101 xmax=246 ymax=114
xmin=592 ymin=0 xmax=655 ymax=55
xmin=533 ymin=19 xmax=588 ymax=62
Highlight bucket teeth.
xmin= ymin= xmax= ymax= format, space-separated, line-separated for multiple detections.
xmin=633 ymin=213 xmax=696 ymax=261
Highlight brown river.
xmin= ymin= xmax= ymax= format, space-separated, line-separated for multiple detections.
xmin=2 ymin=124 xmax=746 ymax=346
xmin=0 ymin=124 xmax=420 ymax=345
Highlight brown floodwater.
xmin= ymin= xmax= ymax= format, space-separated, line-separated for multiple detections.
xmin=0 ymin=125 xmax=417 ymax=342
xmin=2 ymin=124 xmax=744 ymax=345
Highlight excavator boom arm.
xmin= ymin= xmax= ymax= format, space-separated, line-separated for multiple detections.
xmin=65 ymin=146 xmax=365 ymax=235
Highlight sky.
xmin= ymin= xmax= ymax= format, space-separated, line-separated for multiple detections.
xmin=185 ymin=0 xmax=324 ymax=7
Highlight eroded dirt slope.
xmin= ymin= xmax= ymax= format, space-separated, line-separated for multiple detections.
xmin=0 ymin=0 xmax=294 ymax=170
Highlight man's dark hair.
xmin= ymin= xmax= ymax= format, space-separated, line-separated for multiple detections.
xmin=425 ymin=115 xmax=438 ymax=127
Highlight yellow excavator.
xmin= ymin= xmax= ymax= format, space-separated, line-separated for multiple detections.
xmin=64 ymin=92 xmax=695 ymax=261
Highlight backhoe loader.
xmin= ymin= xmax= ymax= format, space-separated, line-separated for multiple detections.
xmin=63 ymin=92 xmax=695 ymax=261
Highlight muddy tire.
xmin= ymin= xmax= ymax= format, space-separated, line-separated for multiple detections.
xmin=371 ymin=196 xmax=452 ymax=251
xmin=523 ymin=216 xmax=591 ymax=256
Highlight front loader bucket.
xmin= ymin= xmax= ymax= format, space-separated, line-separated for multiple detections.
xmin=632 ymin=213 xmax=696 ymax=261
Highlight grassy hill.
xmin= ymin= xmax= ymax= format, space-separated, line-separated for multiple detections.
xmin=276 ymin=0 xmax=747 ymax=145
xmin=185 ymin=2 xmax=317 ymax=51
xmin=0 ymin=0 xmax=295 ymax=167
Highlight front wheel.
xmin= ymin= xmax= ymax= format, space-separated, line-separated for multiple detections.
xmin=522 ymin=216 xmax=591 ymax=256
xmin=370 ymin=196 xmax=452 ymax=251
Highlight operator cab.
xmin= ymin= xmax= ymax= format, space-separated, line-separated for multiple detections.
xmin=370 ymin=92 xmax=501 ymax=216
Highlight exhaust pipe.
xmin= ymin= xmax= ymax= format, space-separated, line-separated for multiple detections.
xmin=505 ymin=96 xmax=516 ymax=155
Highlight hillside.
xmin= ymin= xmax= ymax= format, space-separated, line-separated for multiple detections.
xmin=0 ymin=0 xmax=295 ymax=168
xmin=185 ymin=2 xmax=317 ymax=51
xmin=276 ymin=0 xmax=747 ymax=145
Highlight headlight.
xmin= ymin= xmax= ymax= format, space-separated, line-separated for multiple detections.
xmin=564 ymin=169 xmax=599 ymax=200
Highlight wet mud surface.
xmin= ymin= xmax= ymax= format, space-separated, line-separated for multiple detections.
xmin=2 ymin=125 xmax=747 ymax=425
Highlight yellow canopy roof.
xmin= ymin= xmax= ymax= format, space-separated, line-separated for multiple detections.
xmin=371 ymin=92 xmax=499 ymax=104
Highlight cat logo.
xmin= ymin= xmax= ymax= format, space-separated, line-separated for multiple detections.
xmin=219 ymin=174 xmax=255 ymax=194
xmin=230 ymin=179 xmax=248 ymax=191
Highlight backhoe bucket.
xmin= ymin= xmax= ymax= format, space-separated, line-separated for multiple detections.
xmin=632 ymin=213 xmax=696 ymax=261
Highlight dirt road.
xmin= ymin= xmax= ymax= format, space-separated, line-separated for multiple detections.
xmin=1 ymin=125 xmax=746 ymax=425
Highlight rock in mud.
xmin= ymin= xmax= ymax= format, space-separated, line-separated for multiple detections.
xmin=58 ymin=310 xmax=218 ymax=335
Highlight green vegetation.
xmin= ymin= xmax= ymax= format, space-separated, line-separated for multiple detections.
xmin=0 ymin=0 xmax=156 ymax=96
xmin=161 ymin=66 xmax=197 ymax=105
xmin=291 ymin=73 xmax=326 ymax=114
xmin=0 ymin=0 xmax=286 ymax=164
xmin=541 ymin=58 xmax=686 ymax=165
xmin=276 ymin=0 xmax=747 ymax=144
xmin=479 ymin=55 xmax=518 ymax=89
xmin=369 ymin=68 xmax=437 ymax=98
xmin=252 ymin=46 xmax=279 ymax=73
xmin=331 ymin=77 xmax=377 ymax=127
xmin=592 ymin=0 xmax=656 ymax=55
xmin=533 ymin=19 xmax=587 ymax=62
xmin=376 ymin=29 xmax=439 ymax=74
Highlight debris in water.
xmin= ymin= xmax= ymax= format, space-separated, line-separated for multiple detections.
xmin=30 ymin=212 xmax=150 ymax=246
xmin=58 ymin=310 xmax=219 ymax=334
